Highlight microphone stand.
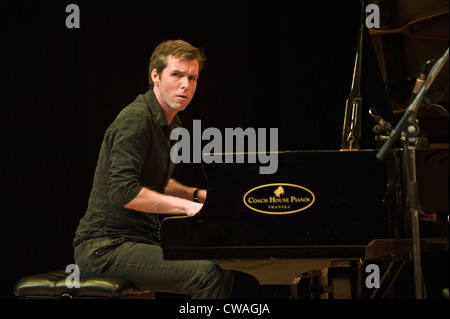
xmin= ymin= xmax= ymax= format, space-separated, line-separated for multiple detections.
xmin=377 ymin=47 xmax=449 ymax=299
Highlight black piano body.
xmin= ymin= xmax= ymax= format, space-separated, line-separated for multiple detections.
xmin=160 ymin=149 xmax=405 ymax=261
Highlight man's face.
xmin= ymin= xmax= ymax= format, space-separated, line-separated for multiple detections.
xmin=152 ymin=55 xmax=199 ymax=114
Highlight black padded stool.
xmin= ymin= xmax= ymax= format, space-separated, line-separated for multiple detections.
xmin=14 ymin=270 xmax=155 ymax=299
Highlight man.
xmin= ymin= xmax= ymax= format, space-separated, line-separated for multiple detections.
xmin=73 ymin=39 xmax=234 ymax=298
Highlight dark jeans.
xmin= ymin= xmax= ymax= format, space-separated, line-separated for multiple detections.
xmin=74 ymin=237 xmax=233 ymax=299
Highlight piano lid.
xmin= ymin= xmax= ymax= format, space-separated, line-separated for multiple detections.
xmin=368 ymin=0 xmax=449 ymax=143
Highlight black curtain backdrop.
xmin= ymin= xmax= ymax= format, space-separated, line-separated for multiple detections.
xmin=1 ymin=0 xmax=398 ymax=298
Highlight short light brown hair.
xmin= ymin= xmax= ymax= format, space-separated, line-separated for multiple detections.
xmin=149 ymin=39 xmax=206 ymax=88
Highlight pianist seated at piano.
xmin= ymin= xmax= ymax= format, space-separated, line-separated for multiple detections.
xmin=72 ymin=39 xmax=259 ymax=299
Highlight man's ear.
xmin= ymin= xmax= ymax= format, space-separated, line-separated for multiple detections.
xmin=151 ymin=69 xmax=160 ymax=86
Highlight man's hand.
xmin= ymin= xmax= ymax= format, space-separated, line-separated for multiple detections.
xmin=186 ymin=201 xmax=203 ymax=216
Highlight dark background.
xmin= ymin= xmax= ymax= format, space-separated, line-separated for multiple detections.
xmin=1 ymin=0 xmax=447 ymax=299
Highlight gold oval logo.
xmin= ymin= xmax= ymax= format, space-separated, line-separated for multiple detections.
xmin=243 ymin=183 xmax=315 ymax=215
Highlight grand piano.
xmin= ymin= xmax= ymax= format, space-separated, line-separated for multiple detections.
xmin=160 ymin=1 xmax=449 ymax=299
xmin=160 ymin=148 xmax=447 ymax=298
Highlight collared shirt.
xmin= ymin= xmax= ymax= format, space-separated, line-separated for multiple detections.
xmin=73 ymin=90 xmax=181 ymax=246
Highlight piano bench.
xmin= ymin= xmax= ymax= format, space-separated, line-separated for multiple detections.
xmin=14 ymin=270 xmax=155 ymax=299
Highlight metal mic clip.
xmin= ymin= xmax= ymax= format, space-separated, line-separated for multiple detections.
xmin=369 ymin=108 xmax=392 ymax=134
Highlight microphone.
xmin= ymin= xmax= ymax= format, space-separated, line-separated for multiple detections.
xmin=409 ymin=60 xmax=432 ymax=105
xmin=369 ymin=108 xmax=392 ymax=134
